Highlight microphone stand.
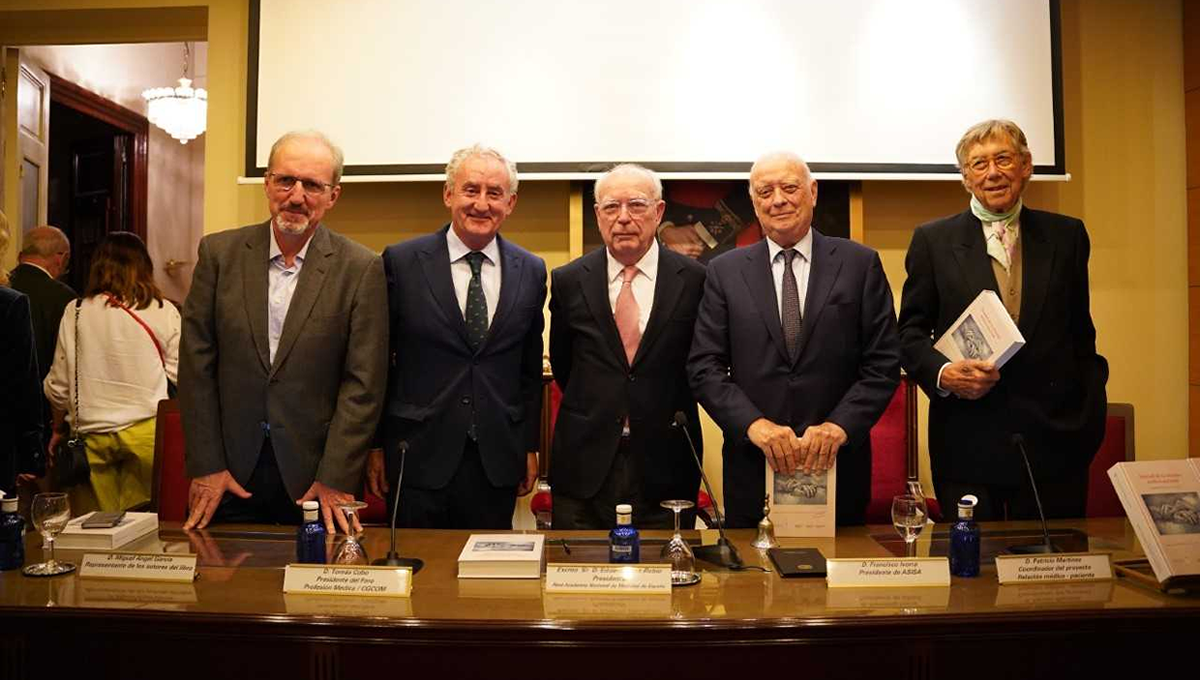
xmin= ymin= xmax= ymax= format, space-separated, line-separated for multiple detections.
xmin=1005 ymin=434 xmax=1058 ymax=555
xmin=674 ymin=411 xmax=744 ymax=569
xmin=373 ymin=442 xmax=425 ymax=572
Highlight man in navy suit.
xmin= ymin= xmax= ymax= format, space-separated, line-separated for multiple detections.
xmin=548 ymin=164 xmax=706 ymax=530
xmin=897 ymin=119 xmax=1108 ymax=521
xmin=689 ymin=152 xmax=901 ymax=527
xmin=368 ymin=145 xmax=546 ymax=529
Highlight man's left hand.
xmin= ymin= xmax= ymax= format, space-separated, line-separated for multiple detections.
xmin=517 ymin=452 xmax=539 ymax=496
xmin=797 ymin=422 xmax=847 ymax=474
xmin=297 ymin=481 xmax=362 ymax=534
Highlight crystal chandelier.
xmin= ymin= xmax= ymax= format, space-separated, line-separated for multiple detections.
xmin=143 ymin=43 xmax=207 ymax=144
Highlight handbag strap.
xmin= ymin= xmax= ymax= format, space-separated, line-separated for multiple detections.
xmin=105 ymin=294 xmax=166 ymax=369
xmin=69 ymin=299 xmax=81 ymax=438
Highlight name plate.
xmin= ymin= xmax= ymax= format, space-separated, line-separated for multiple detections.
xmin=995 ymin=552 xmax=1113 ymax=585
xmin=544 ymin=563 xmax=672 ymax=594
xmin=827 ymin=557 xmax=950 ymax=588
xmin=283 ymin=564 xmax=412 ymax=597
xmin=79 ymin=552 xmax=197 ymax=583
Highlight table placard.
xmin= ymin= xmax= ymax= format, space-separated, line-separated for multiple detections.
xmin=995 ymin=552 xmax=1113 ymax=585
xmin=283 ymin=564 xmax=412 ymax=597
xmin=826 ymin=557 xmax=950 ymax=588
xmin=79 ymin=552 xmax=197 ymax=583
xmin=544 ymin=563 xmax=672 ymax=594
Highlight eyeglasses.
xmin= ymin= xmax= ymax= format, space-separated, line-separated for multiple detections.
xmin=597 ymin=198 xmax=656 ymax=218
xmin=266 ymin=172 xmax=335 ymax=196
xmin=966 ymin=153 xmax=1020 ymax=174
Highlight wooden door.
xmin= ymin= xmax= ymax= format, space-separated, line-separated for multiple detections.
xmin=15 ymin=49 xmax=49 ymax=235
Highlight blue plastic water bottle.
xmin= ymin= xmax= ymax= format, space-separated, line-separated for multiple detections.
xmin=609 ymin=504 xmax=639 ymax=563
xmin=296 ymin=500 xmax=326 ymax=564
xmin=950 ymin=494 xmax=980 ymax=577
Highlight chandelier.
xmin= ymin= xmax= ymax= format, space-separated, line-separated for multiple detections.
xmin=143 ymin=43 xmax=207 ymax=144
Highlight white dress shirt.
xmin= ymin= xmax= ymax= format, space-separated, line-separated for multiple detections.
xmin=447 ymin=227 xmax=501 ymax=326
xmin=44 ymin=295 xmax=181 ymax=433
xmin=766 ymin=229 xmax=813 ymax=322
xmin=606 ymin=240 xmax=659 ymax=333
xmin=267 ymin=232 xmax=313 ymax=363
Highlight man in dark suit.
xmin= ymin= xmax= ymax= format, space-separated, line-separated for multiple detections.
xmin=9 ymin=225 xmax=74 ymax=481
xmin=897 ymin=119 xmax=1108 ymax=521
xmin=367 ymin=145 xmax=546 ymax=529
xmin=548 ymin=164 xmax=706 ymax=530
xmin=180 ymin=131 xmax=388 ymax=533
xmin=1 ymin=212 xmax=44 ymax=496
xmin=689 ymin=152 xmax=901 ymax=527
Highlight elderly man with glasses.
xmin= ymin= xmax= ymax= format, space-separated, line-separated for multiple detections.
xmin=179 ymin=130 xmax=387 ymax=534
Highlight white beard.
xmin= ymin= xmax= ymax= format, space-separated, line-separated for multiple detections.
xmin=274 ymin=213 xmax=310 ymax=235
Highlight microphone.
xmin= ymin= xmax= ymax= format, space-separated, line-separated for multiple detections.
xmin=673 ymin=411 xmax=743 ymax=569
xmin=1005 ymin=433 xmax=1057 ymax=555
xmin=372 ymin=441 xmax=425 ymax=571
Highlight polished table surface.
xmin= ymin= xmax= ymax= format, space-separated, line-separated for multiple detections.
xmin=1 ymin=519 xmax=1197 ymax=679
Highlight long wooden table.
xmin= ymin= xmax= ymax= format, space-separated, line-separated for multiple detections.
xmin=0 ymin=519 xmax=1195 ymax=680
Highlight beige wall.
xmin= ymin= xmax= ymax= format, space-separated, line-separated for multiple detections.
xmin=1 ymin=0 xmax=1188 ymax=510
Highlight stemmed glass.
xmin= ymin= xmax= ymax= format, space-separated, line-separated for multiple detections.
xmin=331 ymin=500 xmax=369 ymax=565
xmin=660 ymin=500 xmax=700 ymax=587
xmin=23 ymin=492 xmax=76 ymax=577
xmin=891 ymin=494 xmax=928 ymax=558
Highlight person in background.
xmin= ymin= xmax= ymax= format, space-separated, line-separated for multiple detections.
xmin=44 ymin=232 xmax=180 ymax=513
xmin=0 ymin=210 xmax=44 ymax=498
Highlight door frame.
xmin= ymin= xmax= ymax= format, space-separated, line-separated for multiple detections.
xmin=49 ymin=72 xmax=147 ymax=242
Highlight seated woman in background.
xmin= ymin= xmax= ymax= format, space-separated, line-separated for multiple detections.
xmin=0 ymin=210 xmax=45 ymax=498
xmin=45 ymin=231 xmax=179 ymax=513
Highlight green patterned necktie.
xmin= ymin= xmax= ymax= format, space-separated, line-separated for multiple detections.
xmin=464 ymin=251 xmax=489 ymax=352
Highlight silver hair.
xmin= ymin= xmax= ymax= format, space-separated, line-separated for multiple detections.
xmin=18 ymin=225 xmax=69 ymax=259
xmin=0 ymin=210 xmax=10 ymax=286
xmin=748 ymin=151 xmax=813 ymax=195
xmin=268 ymin=130 xmax=346 ymax=184
xmin=594 ymin=163 xmax=663 ymax=202
xmin=445 ymin=144 xmax=519 ymax=195
xmin=954 ymin=119 xmax=1031 ymax=171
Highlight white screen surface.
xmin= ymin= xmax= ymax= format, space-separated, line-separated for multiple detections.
xmin=250 ymin=0 xmax=1060 ymax=177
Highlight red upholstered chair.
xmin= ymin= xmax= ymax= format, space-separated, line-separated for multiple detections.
xmin=1086 ymin=403 xmax=1135 ymax=517
xmin=150 ymin=398 xmax=189 ymax=521
xmin=865 ymin=376 xmax=942 ymax=523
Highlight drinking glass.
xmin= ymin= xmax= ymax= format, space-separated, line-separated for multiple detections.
xmin=331 ymin=500 xmax=369 ymax=565
xmin=23 ymin=492 xmax=76 ymax=577
xmin=660 ymin=500 xmax=700 ymax=586
xmin=891 ymin=494 xmax=928 ymax=558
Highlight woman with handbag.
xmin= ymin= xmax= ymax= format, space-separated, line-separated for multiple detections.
xmin=0 ymin=210 xmax=45 ymax=498
xmin=44 ymin=232 xmax=180 ymax=513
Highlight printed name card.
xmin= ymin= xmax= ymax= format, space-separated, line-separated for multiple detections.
xmin=544 ymin=563 xmax=672 ymax=594
xmin=826 ymin=557 xmax=950 ymax=588
xmin=79 ymin=552 xmax=197 ymax=583
xmin=995 ymin=553 xmax=1113 ymax=585
xmin=283 ymin=564 xmax=412 ymax=597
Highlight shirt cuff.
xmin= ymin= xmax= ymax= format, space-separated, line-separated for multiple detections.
xmin=935 ymin=362 xmax=952 ymax=398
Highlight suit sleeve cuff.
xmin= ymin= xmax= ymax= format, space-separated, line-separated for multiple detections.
xmin=935 ymin=362 xmax=952 ymax=398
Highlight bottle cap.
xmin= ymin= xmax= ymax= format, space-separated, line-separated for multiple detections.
xmin=0 ymin=497 xmax=16 ymax=512
xmin=616 ymin=503 xmax=632 ymax=515
xmin=302 ymin=501 xmax=319 ymax=511
xmin=958 ymin=494 xmax=978 ymax=520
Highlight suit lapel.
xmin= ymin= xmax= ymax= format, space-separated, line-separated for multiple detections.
xmin=242 ymin=222 xmax=272 ymax=373
xmin=579 ymin=249 xmax=629 ymax=369
xmin=417 ymin=226 xmax=471 ymax=347
xmin=796 ymin=229 xmax=841 ymax=366
xmin=485 ymin=234 xmax=522 ymax=348
xmin=950 ymin=211 xmax=1001 ymax=298
xmin=632 ymin=249 xmax=684 ymax=368
xmin=1017 ymin=208 xmax=1054 ymax=336
xmin=740 ymin=241 xmax=790 ymax=365
xmin=270 ymin=225 xmax=332 ymax=374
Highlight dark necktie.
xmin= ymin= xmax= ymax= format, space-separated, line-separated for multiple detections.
xmin=464 ymin=251 xmax=489 ymax=352
xmin=781 ymin=248 xmax=802 ymax=360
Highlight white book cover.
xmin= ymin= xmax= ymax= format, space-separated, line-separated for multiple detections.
xmin=933 ymin=290 xmax=1025 ymax=368
xmin=457 ymin=533 xmax=545 ymax=579
xmin=1108 ymin=459 xmax=1200 ymax=584
xmin=766 ymin=462 xmax=836 ymax=538
xmin=56 ymin=511 xmax=159 ymax=550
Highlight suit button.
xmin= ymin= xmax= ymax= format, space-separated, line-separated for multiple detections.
xmin=628 ymin=375 xmax=636 ymax=382
xmin=461 ymin=396 xmax=472 ymax=406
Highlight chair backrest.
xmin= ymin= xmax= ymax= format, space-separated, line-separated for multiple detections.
xmin=1086 ymin=403 xmax=1135 ymax=517
xmin=150 ymin=398 xmax=189 ymax=522
xmin=865 ymin=377 xmax=914 ymax=523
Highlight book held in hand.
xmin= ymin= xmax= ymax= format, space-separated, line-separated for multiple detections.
xmin=933 ymin=290 xmax=1025 ymax=368
xmin=457 ymin=533 xmax=545 ymax=579
xmin=1108 ymin=460 xmax=1200 ymax=588
xmin=56 ymin=511 xmax=159 ymax=550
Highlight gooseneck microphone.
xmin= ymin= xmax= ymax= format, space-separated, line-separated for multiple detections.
xmin=373 ymin=441 xmax=425 ymax=572
xmin=673 ymin=411 xmax=744 ymax=569
xmin=1006 ymin=433 xmax=1057 ymax=555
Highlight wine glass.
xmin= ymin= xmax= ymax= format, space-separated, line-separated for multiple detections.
xmin=891 ymin=494 xmax=928 ymax=558
xmin=23 ymin=492 xmax=76 ymax=577
xmin=660 ymin=500 xmax=700 ymax=587
xmin=331 ymin=500 xmax=369 ymax=565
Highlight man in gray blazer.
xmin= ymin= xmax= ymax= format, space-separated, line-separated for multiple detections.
xmin=180 ymin=131 xmax=387 ymax=533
